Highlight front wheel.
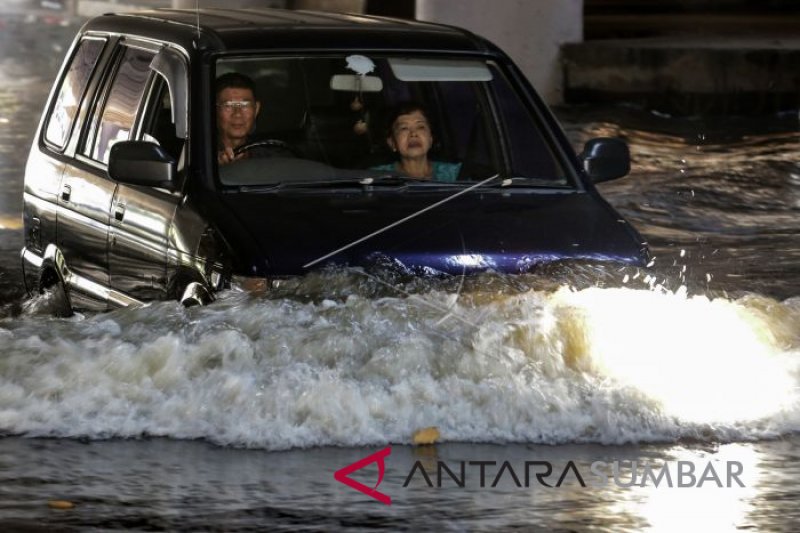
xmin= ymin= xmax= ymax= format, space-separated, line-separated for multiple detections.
xmin=40 ymin=273 xmax=73 ymax=317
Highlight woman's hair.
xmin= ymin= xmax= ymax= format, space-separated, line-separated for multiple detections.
xmin=385 ymin=101 xmax=432 ymax=137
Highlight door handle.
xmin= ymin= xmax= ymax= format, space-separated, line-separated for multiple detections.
xmin=61 ymin=184 xmax=71 ymax=202
xmin=114 ymin=203 xmax=126 ymax=221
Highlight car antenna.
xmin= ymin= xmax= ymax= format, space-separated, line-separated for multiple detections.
xmin=195 ymin=0 xmax=201 ymax=40
xmin=303 ymin=173 xmax=500 ymax=269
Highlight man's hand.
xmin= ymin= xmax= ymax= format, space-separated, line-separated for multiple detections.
xmin=217 ymin=146 xmax=243 ymax=166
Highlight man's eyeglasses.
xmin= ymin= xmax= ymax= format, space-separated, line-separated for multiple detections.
xmin=217 ymin=100 xmax=256 ymax=113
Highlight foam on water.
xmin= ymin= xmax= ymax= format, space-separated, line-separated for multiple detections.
xmin=0 ymin=284 xmax=797 ymax=450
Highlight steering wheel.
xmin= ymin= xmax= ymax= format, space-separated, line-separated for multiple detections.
xmin=234 ymin=139 xmax=299 ymax=158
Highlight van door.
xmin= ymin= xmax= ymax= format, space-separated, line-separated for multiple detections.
xmin=108 ymin=72 xmax=184 ymax=301
xmin=60 ymin=43 xmax=154 ymax=308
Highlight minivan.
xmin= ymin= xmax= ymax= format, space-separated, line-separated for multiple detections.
xmin=21 ymin=7 xmax=648 ymax=314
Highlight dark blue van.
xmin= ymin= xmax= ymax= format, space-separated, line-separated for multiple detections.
xmin=21 ymin=7 xmax=648 ymax=313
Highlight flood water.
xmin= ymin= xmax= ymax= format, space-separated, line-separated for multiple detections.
xmin=0 ymin=12 xmax=799 ymax=532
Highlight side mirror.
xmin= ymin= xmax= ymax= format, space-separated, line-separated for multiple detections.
xmin=108 ymin=141 xmax=177 ymax=190
xmin=581 ymin=138 xmax=630 ymax=183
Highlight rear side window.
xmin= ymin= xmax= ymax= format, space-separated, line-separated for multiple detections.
xmin=45 ymin=37 xmax=105 ymax=149
xmin=89 ymin=46 xmax=154 ymax=164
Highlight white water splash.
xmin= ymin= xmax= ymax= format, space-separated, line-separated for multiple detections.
xmin=0 ymin=286 xmax=797 ymax=450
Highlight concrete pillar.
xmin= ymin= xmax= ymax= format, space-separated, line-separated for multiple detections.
xmin=415 ymin=0 xmax=582 ymax=105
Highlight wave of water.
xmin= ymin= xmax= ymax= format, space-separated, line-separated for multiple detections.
xmin=1 ymin=273 xmax=797 ymax=450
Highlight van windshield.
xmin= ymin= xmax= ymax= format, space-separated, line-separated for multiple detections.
xmin=213 ymin=54 xmax=570 ymax=188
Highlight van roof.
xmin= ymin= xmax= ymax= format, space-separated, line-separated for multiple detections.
xmin=83 ymin=8 xmax=494 ymax=55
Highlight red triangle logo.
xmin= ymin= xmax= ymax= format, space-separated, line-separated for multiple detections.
xmin=334 ymin=446 xmax=392 ymax=505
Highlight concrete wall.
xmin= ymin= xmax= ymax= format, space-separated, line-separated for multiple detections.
xmin=415 ymin=0 xmax=583 ymax=105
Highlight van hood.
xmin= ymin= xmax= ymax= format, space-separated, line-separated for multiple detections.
xmin=214 ymin=188 xmax=648 ymax=276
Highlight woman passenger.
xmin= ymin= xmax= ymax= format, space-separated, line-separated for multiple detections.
xmin=373 ymin=102 xmax=461 ymax=181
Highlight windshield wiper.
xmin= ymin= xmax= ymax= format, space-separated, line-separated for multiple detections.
xmin=495 ymin=176 xmax=572 ymax=188
xmin=358 ymin=174 xmax=465 ymax=187
xmin=235 ymin=174 xmax=465 ymax=192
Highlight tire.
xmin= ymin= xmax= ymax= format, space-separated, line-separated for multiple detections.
xmin=40 ymin=270 xmax=73 ymax=318
xmin=47 ymin=280 xmax=73 ymax=318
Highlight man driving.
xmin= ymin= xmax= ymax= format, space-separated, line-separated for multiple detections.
xmin=216 ymin=72 xmax=261 ymax=166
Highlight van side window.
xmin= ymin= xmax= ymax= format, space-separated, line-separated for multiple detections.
xmin=45 ymin=37 xmax=105 ymax=149
xmin=140 ymin=75 xmax=183 ymax=161
xmin=89 ymin=46 xmax=154 ymax=164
